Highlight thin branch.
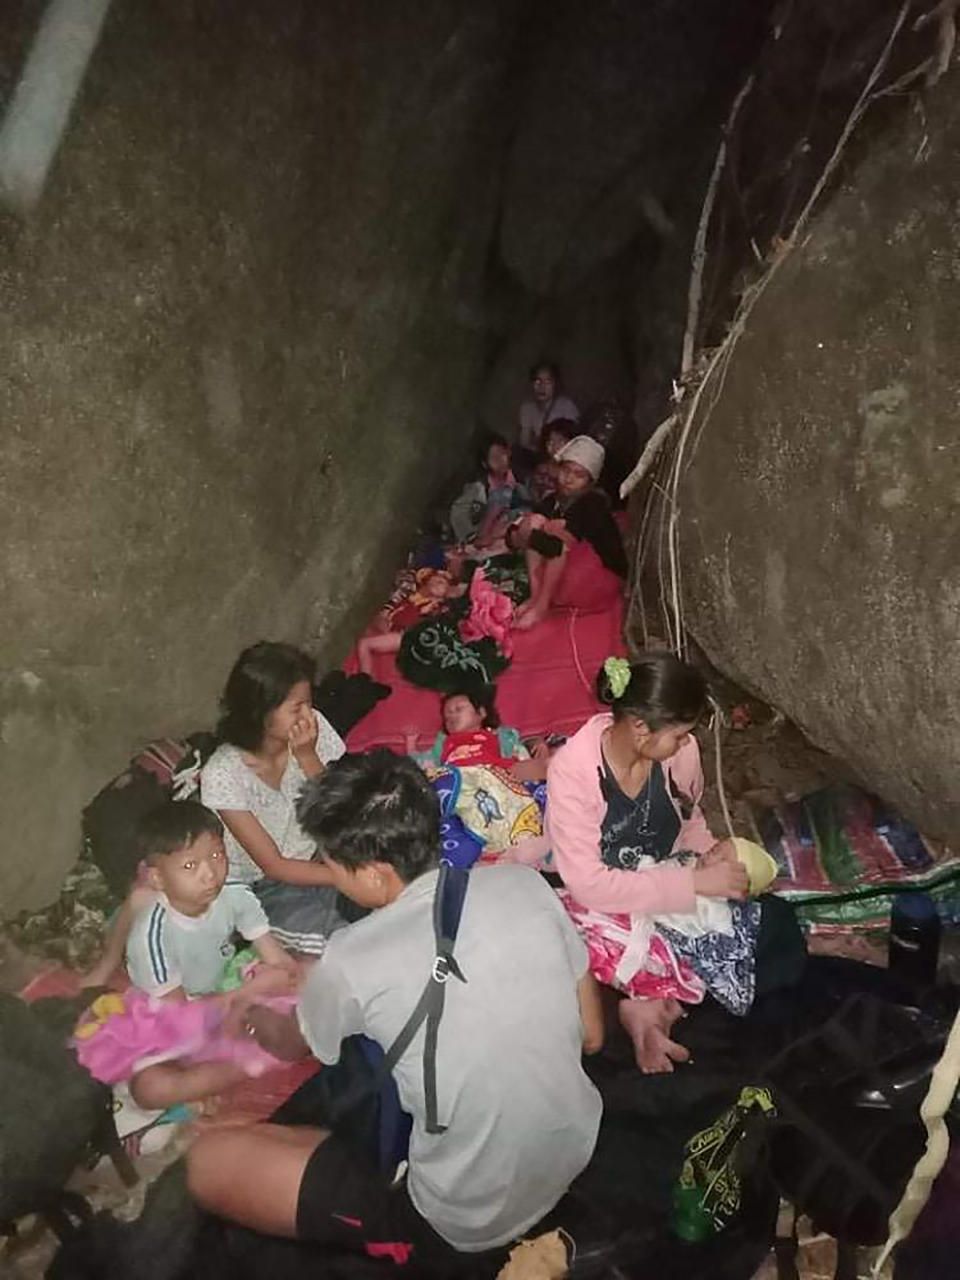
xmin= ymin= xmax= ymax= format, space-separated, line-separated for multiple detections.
xmin=680 ymin=72 xmax=757 ymax=379
xmin=619 ymin=412 xmax=678 ymax=499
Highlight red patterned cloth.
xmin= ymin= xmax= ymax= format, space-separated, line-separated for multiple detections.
xmin=556 ymin=888 xmax=705 ymax=1004
xmin=440 ymin=729 xmax=513 ymax=769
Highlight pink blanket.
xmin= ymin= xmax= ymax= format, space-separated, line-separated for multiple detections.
xmin=72 ymin=989 xmax=294 ymax=1084
xmin=557 ymin=889 xmax=705 ymax=1004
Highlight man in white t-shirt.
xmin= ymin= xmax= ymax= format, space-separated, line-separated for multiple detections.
xmin=187 ymin=750 xmax=604 ymax=1262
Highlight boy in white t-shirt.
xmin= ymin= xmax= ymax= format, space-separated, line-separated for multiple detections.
xmin=121 ymin=800 xmax=296 ymax=1111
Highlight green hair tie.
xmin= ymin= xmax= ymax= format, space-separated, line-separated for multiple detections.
xmin=604 ymin=656 xmax=631 ymax=700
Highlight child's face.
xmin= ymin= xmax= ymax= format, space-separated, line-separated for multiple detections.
xmin=487 ymin=443 xmax=511 ymax=475
xmin=422 ymin=572 xmax=453 ymax=601
xmin=544 ymin=431 xmax=566 ymax=460
xmin=443 ymin=695 xmax=485 ymax=733
xmin=264 ymin=680 xmax=313 ymax=743
xmin=149 ymin=831 xmax=227 ymax=916
xmin=557 ymin=459 xmax=593 ymax=497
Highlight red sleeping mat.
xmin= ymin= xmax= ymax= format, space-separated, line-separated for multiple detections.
xmin=345 ymin=599 xmax=627 ymax=753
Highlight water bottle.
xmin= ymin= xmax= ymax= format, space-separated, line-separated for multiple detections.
xmin=670 ymin=1179 xmax=716 ymax=1242
xmin=888 ymin=892 xmax=941 ymax=986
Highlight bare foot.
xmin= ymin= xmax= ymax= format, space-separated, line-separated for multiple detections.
xmin=618 ymin=996 xmax=690 ymax=1074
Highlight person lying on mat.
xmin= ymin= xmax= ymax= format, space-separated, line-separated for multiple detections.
xmin=356 ymin=567 xmax=460 ymax=676
xmin=546 ymin=653 xmax=805 ymax=1075
xmin=199 ymin=641 xmax=349 ymax=958
xmin=511 ymin=435 xmax=626 ymax=631
xmin=404 ymin=686 xmax=550 ymax=783
xmin=186 ymin=749 xmax=603 ymax=1260
xmin=73 ymin=801 xmax=296 ymax=1114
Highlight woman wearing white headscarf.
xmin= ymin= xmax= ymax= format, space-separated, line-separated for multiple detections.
xmin=512 ymin=435 xmax=626 ymax=630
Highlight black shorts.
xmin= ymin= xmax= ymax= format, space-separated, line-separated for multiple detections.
xmin=296 ymin=1133 xmax=454 ymax=1263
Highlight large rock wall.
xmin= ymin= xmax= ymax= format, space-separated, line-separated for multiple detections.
xmin=0 ymin=0 xmax=515 ymax=912
xmin=679 ymin=70 xmax=960 ymax=841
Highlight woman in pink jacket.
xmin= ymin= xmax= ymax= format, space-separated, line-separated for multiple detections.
xmin=546 ymin=653 xmax=756 ymax=1074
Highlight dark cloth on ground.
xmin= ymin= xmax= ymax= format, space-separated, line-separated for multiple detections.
xmin=536 ymin=489 xmax=627 ymax=578
xmin=752 ymin=893 xmax=807 ymax=996
xmin=397 ymin=603 xmax=510 ymax=695
xmin=0 ymin=994 xmax=117 ymax=1226
xmin=894 ymin=1145 xmax=960 ymax=1279
xmin=313 ymin=672 xmax=392 ymax=739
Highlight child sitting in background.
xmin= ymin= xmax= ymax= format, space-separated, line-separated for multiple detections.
xmin=405 ymin=688 xmax=550 ymax=783
xmin=74 ymin=800 xmax=296 ymax=1114
xmin=528 ymin=418 xmax=579 ymax=504
xmin=449 ymin=434 xmax=530 ymax=552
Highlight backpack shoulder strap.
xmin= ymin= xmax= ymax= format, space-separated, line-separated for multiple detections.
xmin=381 ymin=861 xmax=469 ymax=1133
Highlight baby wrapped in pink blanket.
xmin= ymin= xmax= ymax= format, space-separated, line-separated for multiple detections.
xmin=73 ymin=970 xmax=295 ymax=1084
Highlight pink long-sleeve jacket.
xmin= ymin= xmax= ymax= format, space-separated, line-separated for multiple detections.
xmin=545 ymin=713 xmax=716 ymax=916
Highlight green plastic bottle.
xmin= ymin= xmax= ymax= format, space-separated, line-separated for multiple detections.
xmin=670 ymin=1179 xmax=717 ymax=1242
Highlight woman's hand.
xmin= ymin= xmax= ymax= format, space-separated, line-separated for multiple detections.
xmin=693 ymin=857 xmax=749 ymax=900
xmin=700 ymin=838 xmax=737 ymax=868
xmin=288 ymin=711 xmax=315 ymax=757
xmin=289 ymin=711 xmax=325 ymax=778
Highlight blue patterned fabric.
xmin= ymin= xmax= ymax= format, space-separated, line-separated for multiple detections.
xmin=431 ymin=768 xmax=483 ymax=869
xmin=661 ymin=898 xmax=762 ymax=1016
